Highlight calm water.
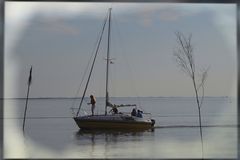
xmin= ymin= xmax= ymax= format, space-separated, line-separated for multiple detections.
xmin=4 ymin=97 xmax=238 ymax=158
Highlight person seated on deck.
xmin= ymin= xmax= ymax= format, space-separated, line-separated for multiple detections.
xmin=131 ymin=108 xmax=137 ymax=116
xmin=136 ymin=110 xmax=143 ymax=118
xmin=108 ymin=102 xmax=119 ymax=114
xmin=112 ymin=105 xmax=118 ymax=114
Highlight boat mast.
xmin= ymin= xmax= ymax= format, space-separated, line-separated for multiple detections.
xmin=105 ymin=8 xmax=111 ymax=115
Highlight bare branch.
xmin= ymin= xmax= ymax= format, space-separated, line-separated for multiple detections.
xmin=198 ymin=66 xmax=210 ymax=108
xmin=173 ymin=50 xmax=192 ymax=77
xmin=174 ymin=32 xmax=195 ymax=78
xmin=173 ymin=31 xmax=209 ymax=159
xmin=197 ymin=66 xmax=210 ymax=90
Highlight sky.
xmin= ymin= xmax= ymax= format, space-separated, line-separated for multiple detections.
xmin=4 ymin=2 xmax=237 ymax=98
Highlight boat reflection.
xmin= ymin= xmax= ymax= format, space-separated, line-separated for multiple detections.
xmin=75 ymin=128 xmax=155 ymax=144
xmin=74 ymin=128 xmax=155 ymax=157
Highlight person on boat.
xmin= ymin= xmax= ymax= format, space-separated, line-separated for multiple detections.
xmin=137 ymin=110 xmax=143 ymax=118
xmin=88 ymin=95 xmax=96 ymax=116
xmin=109 ymin=105 xmax=118 ymax=114
xmin=131 ymin=108 xmax=137 ymax=116
xmin=107 ymin=102 xmax=119 ymax=114
xmin=112 ymin=105 xmax=118 ymax=114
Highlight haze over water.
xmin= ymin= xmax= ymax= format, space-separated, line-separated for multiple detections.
xmin=4 ymin=97 xmax=237 ymax=158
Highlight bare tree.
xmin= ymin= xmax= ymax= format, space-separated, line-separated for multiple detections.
xmin=173 ymin=31 xmax=209 ymax=158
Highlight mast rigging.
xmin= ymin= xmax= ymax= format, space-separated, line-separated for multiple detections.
xmin=105 ymin=8 xmax=112 ymax=115
xmin=76 ymin=12 xmax=108 ymax=117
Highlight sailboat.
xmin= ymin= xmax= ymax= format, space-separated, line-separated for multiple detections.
xmin=73 ymin=8 xmax=155 ymax=130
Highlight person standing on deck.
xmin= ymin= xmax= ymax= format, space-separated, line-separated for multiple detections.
xmin=88 ymin=95 xmax=96 ymax=115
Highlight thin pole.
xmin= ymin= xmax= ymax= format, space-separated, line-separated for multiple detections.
xmin=105 ymin=8 xmax=111 ymax=115
xmin=23 ymin=66 xmax=32 ymax=133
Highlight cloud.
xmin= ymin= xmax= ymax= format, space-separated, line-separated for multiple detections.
xmin=135 ymin=4 xmax=204 ymax=27
xmin=5 ymin=2 xmax=109 ymax=56
xmin=211 ymin=5 xmax=236 ymax=51
xmin=36 ymin=18 xmax=81 ymax=35
xmin=158 ymin=8 xmax=185 ymax=21
xmin=150 ymin=6 xmax=185 ymax=21
xmin=6 ymin=3 xmax=235 ymax=42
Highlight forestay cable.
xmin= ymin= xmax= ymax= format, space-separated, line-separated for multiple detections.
xmin=76 ymin=12 xmax=108 ymax=117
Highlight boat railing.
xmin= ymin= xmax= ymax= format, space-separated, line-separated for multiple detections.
xmin=121 ymin=111 xmax=151 ymax=115
xmin=120 ymin=111 xmax=152 ymax=120
xmin=116 ymin=104 xmax=137 ymax=107
xmin=107 ymin=102 xmax=137 ymax=108
xmin=70 ymin=107 xmax=89 ymax=116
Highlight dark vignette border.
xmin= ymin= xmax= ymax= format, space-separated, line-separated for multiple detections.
xmin=1 ymin=0 xmax=239 ymax=159
xmin=0 ymin=0 xmax=3 ymax=160
xmin=237 ymin=2 xmax=239 ymax=160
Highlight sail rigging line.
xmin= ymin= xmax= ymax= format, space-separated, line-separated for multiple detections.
xmin=70 ymin=44 xmax=95 ymax=111
xmin=108 ymin=15 xmax=117 ymax=98
xmin=76 ymin=11 xmax=109 ymax=117
xmin=105 ymin=8 xmax=112 ymax=115
xmin=70 ymin=13 xmax=109 ymax=112
xmin=112 ymin=13 xmax=142 ymax=108
xmin=109 ymin=59 xmax=116 ymax=98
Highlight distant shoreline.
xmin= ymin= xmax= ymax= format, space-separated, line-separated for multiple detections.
xmin=1 ymin=96 xmax=230 ymax=100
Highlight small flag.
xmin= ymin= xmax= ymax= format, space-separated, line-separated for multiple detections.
xmin=28 ymin=66 xmax=32 ymax=86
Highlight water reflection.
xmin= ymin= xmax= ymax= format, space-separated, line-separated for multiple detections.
xmin=75 ymin=128 xmax=155 ymax=143
xmin=75 ymin=128 xmax=154 ymax=140
xmin=74 ymin=129 xmax=155 ymax=157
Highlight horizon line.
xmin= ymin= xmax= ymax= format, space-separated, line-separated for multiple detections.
xmin=2 ymin=96 xmax=231 ymax=99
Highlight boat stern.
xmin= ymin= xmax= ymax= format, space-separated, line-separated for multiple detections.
xmin=151 ymin=119 xmax=155 ymax=127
